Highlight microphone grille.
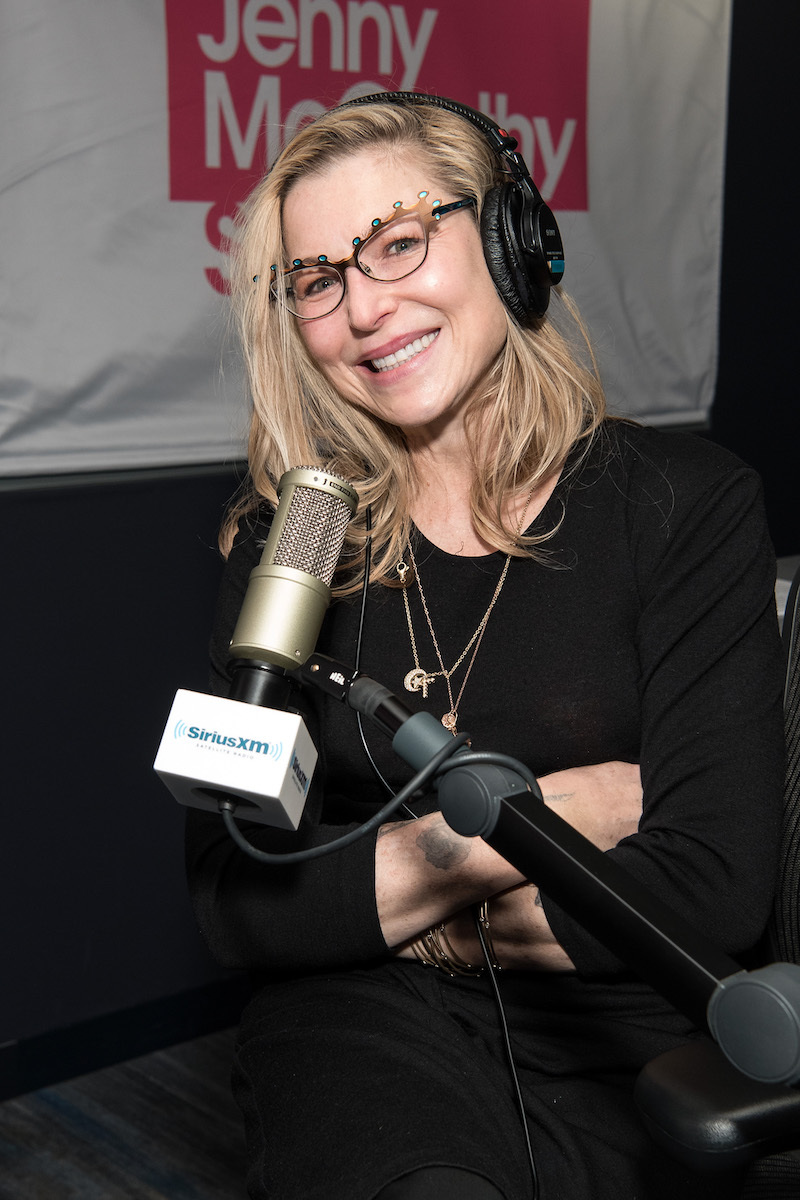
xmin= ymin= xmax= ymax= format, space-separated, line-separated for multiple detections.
xmin=272 ymin=473 xmax=355 ymax=585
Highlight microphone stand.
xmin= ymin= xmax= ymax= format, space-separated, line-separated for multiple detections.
xmin=297 ymin=653 xmax=800 ymax=1088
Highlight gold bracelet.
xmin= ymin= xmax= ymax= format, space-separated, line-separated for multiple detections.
xmin=434 ymin=922 xmax=484 ymax=976
xmin=410 ymin=932 xmax=440 ymax=968
xmin=409 ymin=922 xmax=484 ymax=977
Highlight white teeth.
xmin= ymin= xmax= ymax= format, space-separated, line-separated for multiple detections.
xmin=370 ymin=331 xmax=438 ymax=372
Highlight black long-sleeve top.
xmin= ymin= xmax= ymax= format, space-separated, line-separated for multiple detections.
xmin=185 ymin=422 xmax=786 ymax=981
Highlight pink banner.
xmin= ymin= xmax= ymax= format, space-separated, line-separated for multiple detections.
xmin=1 ymin=1 xmax=731 ymax=477
xmin=165 ymin=0 xmax=590 ymax=290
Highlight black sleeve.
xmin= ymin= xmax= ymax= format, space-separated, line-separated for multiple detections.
xmin=541 ymin=444 xmax=786 ymax=976
xmin=184 ymin=518 xmax=389 ymax=973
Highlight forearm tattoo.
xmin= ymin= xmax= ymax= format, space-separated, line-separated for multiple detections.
xmin=415 ymin=824 xmax=471 ymax=871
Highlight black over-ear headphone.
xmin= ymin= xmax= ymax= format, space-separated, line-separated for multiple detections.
xmin=338 ymin=91 xmax=565 ymax=323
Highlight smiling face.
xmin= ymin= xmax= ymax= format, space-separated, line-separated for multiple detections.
xmin=280 ymin=148 xmax=509 ymax=447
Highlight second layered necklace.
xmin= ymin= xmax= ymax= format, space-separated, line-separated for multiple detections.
xmin=396 ymin=496 xmax=532 ymax=735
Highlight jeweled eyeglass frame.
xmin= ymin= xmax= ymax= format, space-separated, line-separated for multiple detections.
xmin=267 ymin=191 xmax=476 ymax=319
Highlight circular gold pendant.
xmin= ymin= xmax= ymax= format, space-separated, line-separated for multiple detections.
xmin=404 ymin=668 xmax=434 ymax=696
xmin=441 ymin=712 xmax=458 ymax=734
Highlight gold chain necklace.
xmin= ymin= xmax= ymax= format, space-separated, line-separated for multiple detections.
xmin=397 ymin=493 xmax=534 ymax=734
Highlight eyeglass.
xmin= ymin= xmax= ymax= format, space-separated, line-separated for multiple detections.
xmin=268 ymin=191 xmax=476 ymax=320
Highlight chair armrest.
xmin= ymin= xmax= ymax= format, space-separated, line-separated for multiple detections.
xmin=634 ymin=1039 xmax=800 ymax=1172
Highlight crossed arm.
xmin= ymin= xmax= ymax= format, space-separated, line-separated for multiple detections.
xmin=375 ymin=761 xmax=643 ymax=971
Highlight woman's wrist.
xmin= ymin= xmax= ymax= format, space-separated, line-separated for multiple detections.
xmin=376 ymin=811 xmax=525 ymax=948
xmin=406 ymin=902 xmax=498 ymax=976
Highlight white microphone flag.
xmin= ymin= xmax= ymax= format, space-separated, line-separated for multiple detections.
xmin=154 ymin=689 xmax=317 ymax=830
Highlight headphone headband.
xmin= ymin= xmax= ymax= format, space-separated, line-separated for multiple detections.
xmin=336 ymin=91 xmax=565 ymax=321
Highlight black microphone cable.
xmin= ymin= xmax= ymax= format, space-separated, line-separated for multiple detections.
xmin=219 ymin=730 xmax=469 ymax=865
xmin=474 ymin=909 xmax=539 ymax=1200
xmin=355 ymin=509 xmax=419 ymax=818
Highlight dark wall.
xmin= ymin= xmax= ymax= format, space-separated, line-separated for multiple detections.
xmin=709 ymin=1 xmax=800 ymax=556
xmin=0 ymin=467 xmax=247 ymax=1093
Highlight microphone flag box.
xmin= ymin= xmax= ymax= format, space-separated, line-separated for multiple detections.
xmin=154 ymin=689 xmax=317 ymax=830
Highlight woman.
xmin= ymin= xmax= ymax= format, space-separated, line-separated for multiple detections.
xmin=185 ymin=96 xmax=785 ymax=1199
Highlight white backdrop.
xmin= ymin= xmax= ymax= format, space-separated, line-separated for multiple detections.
xmin=0 ymin=0 xmax=731 ymax=476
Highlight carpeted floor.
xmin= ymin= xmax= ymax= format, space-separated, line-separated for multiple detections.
xmin=0 ymin=1029 xmax=246 ymax=1199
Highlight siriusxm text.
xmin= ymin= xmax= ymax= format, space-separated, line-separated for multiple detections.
xmin=188 ymin=726 xmax=276 ymax=755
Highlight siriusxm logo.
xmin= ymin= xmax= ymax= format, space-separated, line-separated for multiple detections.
xmin=173 ymin=720 xmax=283 ymax=761
xmin=291 ymin=753 xmax=310 ymax=795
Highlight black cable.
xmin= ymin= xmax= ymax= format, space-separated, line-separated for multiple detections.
xmin=355 ymin=507 xmax=418 ymax=817
xmin=432 ymin=745 xmax=541 ymax=1194
xmin=474 ymin=912 xmax=539 ymax=1200
xmin=219 ymin=731 xmax=470 ymax=864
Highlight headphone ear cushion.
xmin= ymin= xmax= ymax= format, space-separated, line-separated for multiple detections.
xmin=480 ymin=184 xmax=551 ymax=323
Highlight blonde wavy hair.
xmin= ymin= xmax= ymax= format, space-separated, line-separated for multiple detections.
xmin=223 ymin=98 xmax=606 ymax=593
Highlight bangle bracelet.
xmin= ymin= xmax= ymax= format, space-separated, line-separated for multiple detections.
xmin=409 ymin=902 xmax=501 ymax=977
xmin=409 ymin=922 xmax=484 ymax=977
